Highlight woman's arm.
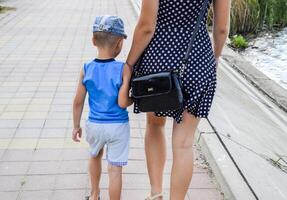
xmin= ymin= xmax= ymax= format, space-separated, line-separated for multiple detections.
xmin=212 ymin=0 xmax=231 ymax=61
xmin=118 ymin=64 xmax=133 ymax=108
xmin=126 ymin=0 xmax=159 ymax=66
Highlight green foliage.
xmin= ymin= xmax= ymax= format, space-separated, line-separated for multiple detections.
xmin=267 ymin=0 xmax=287 ymax=27
xmin=208 ymin=0 xmax=287 ymax=35
xmin=230 ymin=0 xmax=261 ymax=35
xmin=231 ymin=35 xmax=249 ymax=49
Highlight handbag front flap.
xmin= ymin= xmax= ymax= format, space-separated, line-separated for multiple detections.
xmin=132 ymin=72 xmax=172 ymax=98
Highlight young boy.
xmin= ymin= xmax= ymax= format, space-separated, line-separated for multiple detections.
xmin=72 ymin=15 xmax=132 ymax=200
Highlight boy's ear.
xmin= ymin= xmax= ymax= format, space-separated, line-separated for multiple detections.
xmin=92 ymin=37 xmax=97 ymax=46
xmin=117 ymin=37 xmax=124 ymax=47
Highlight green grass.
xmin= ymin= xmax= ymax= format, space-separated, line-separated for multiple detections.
xmin=231 ymin=35 xmax=249 ymax=50
xmin=208 ymin=0 xmax=287 ymax=35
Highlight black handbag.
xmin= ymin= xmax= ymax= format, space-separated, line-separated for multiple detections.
xmin=131 ymin=0 xmax=209 ymax=112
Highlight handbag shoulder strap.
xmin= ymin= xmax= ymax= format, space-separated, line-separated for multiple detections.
xmin=180 ymin=0 xmax=210 ymax=76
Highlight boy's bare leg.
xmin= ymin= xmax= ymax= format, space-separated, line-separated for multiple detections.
xmin=108 ymin=165 xmax=123 ymax=200
xmin=89 ymin=149 xmax=104 ymax=200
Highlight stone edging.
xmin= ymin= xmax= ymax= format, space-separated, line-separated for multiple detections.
xmin=222 ymin=47 xmax=287 ymax=113
xmin=196 ymin=119 xmax=257 ymax=200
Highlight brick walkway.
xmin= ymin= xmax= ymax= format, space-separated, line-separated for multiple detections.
xmin=0 ymin=0 xmax=223 ymax=199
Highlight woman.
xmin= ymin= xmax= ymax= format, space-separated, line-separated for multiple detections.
xmin=126 ymin=0 xmax=230 ymax=199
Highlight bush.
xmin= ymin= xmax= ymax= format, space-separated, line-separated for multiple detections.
xmin=208 ymin=0 xmax=287 ymax=35
xmin=231 ymin=35 xmax=249 ymax=49
xmin=267 ymin=0 xmax=287 ymax=27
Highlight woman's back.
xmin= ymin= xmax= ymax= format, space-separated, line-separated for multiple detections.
xmin=156 ymin=0 xmax=211 ymax=29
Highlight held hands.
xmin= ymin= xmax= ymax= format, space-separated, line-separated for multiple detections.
xmin=72 ymin=127 xmax=82 ymax=142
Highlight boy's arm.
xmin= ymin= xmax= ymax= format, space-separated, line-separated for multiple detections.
xmin=72 ymin=69 xmax=87 ymax=142
xmin=118 ymin=64 xmax=133 ymax=108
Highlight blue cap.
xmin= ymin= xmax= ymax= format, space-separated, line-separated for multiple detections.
xmin=93 ymin=15 xmax=127 ymax=39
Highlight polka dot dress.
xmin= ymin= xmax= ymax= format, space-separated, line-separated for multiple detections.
xmin=134 ymin=0 xmax=217 ymax=123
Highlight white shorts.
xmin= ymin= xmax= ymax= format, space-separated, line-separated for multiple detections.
xmin=85 ymin=120 xmax=130 ymax=166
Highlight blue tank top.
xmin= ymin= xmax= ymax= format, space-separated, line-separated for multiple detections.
xmin=82 ymin=58 xmax=128 ymax=123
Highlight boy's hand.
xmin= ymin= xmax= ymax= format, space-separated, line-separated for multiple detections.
xmin=72 ymin=127 xmax=82 ymax=142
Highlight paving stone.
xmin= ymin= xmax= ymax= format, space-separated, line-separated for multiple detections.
xmin=19 ymin=120 xmax=45 ymax=128
xmin=34 ymin=92 xmax=55 ymax=98
xmin=54 ymin=174 xmax=88 ymax=190
xmin=0 ymin=105 xmax=6 ymax=113
xmin=0 ymin=120 xmax=20 ymax=128
xmin=22 ymin=112 xmax=48 ymax=120
xmin=40 ymin=128 xmax=66 ymax=138
xmin=9 ymin=98 xmax=31 ymax=105
xmin=129 ymin=148 xmax=145 ymax=160
xmin=37 ymin=138 xmax=64 ymax=149
xmin=50 ymin=189 xmax=86 ymax=200
xmin=33 ymin=149 xmax=62 ymax=161
xmin=27 ymin=161 xmax=60 ymax=175
xmin=0 ymin=139 xmax=11 ymax=149
xmin=62 ymin=149 xmax=89 ymax=160
xmin=18 ymin=86 xmax=38 ymax=92
xmin=0 ymin=191 xmax=19 ymax=200
xmin=36 ymin=87 xmax=57 ymax=93
xmin=0 ymin=161 xmax=30 ymax=175
xmin=0 ymin=99 xmax=11 ymax=105
xmin=1 ymin=150 xmax=35 ymax=161
xmin=0 ymin=129 xmax=16 ymax=138
xmin=0 ymin=112 xmax=24 ymax=120
xmin=5 ymin=105 xmax=28 ymax=112
xmin=58 ymin=160 xmax=88 ymax=174
xmin=18 ymin=190 xmax=52 ymax=200
xmin=0 ymin=86 xmax=19 ymax=93
xmin=14 ymin=129 xmax=42 ymax=138
xmin=46 ymin=112 xmax=70 ymax=120
xmin=8 ymin=138 xmax=38 ymax=149
xmin=0 ymin=175 xmax=24 ymax=191
xmin=21 ymin=175 xmax=56 ymax=190
xmin=49 ymin=105 xmax=72 ymax=112
xmin=26 ymin=105 xmax=51 ymax=112
xmin=13 ymin=93 xmax=34 ymax=98
xmin=44 ymin=120 xmax=69 ymax=128
xmin=0 ymin=150 xmax=5 ymax=159
xmin=188 ymin=188 xmax=223 ymax=200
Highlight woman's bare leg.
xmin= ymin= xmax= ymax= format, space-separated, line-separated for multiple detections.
xmin=170 ymin=111 xmax=200 ymax=200
xmin=145 ymin=112 xmax=167 ymax=198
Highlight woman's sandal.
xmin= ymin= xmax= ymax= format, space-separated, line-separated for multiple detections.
xmin=145 ymin=192 xmax=163 ymax=200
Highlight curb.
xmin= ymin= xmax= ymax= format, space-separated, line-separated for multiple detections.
xmin=222 ymin=47 xmax=287 ymax=113
xmin=196 ymin=120 xmax=257 ymax=200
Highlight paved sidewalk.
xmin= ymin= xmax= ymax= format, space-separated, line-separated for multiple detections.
xmin=0 ymin=0 xmax=223 ymax=199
